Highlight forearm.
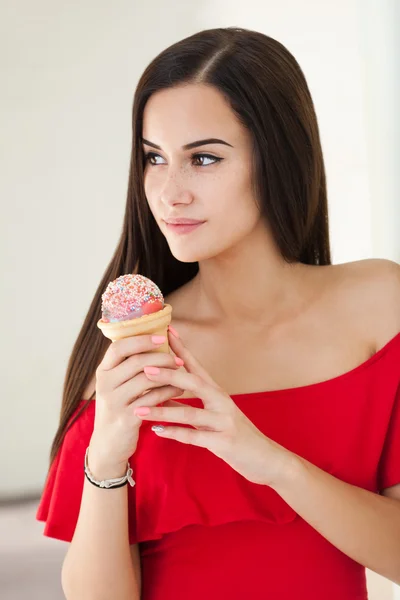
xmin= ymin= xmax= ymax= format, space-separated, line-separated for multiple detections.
xmin=270 ymin=451 xmax=400 ymax=584
xmin=62 ymin=473 xmax=139 ymax=600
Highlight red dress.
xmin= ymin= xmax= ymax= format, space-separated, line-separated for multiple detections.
xmin=37 ymin=332 xmax=400 ymax=599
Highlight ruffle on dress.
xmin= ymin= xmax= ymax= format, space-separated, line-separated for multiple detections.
xmin=36 ymin=398 xmax=297 ymax=545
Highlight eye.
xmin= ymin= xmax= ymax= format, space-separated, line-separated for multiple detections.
xmin=191 ymin=154 xmax=222 ymax=167
xmin=144 ymin=152 xmax=166 ymax=166
xmin=143 ymin=152 xmax=223 ymax=167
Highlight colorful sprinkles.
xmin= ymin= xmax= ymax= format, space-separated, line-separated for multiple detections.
xmin=101 ymin=274 xmax=164 ymax=323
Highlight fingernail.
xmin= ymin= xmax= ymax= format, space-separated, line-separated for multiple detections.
xmin=152 ymin=335 xmax=166 ymax=345
xmin=144 ymin=366 xmax=160 ymax=375
xmin=152 ymin=425 xmax=165 ymax=433
xmin=134 ymin=407 xmax=151 ymax=416
xmin=175 ymin=357 xmax=184 ymax=366
xmin=168 ymin=325 xmax=180 ymax=339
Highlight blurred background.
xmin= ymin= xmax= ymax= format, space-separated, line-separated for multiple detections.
xmin=1 ymin=0 xmax=399 ymax=598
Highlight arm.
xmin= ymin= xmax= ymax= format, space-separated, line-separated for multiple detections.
xmin=61 ymin=457 xmax=141 ymax=600
xmin=270 ymin=453 xmax=400 ymax=584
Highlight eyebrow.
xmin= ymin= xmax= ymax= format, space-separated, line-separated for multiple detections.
xmin=141 ymin=138 xmax=233 ymax=151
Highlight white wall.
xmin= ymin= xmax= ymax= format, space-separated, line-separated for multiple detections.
xmin=358 ymin=0 xmax=400 ymax=262
xmin=1 ymin=0 xmax=398 ymax=597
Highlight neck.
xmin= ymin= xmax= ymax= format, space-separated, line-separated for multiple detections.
xmin=190 ymin=223 xmax=312 ymax=329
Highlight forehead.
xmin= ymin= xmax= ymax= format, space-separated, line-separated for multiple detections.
xmin=142 ymin=83 xmax=246 ymax=146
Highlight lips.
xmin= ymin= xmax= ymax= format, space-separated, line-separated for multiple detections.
xmin=164 ymin=221 xmax=205 ymax=235
xmin=164 ymin=218 xmax=205 ymax=225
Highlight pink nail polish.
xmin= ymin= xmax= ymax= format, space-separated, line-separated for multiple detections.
xmin=134 ymin=407 xmax=151 ymax=416
xmin=175 ymin=357 xmax=184 ymax=366
xmin=144 ymin=366 xmax=160 ymax=375
xmin=168 ymin=325 xmax=180 ymax=339
xmin=152 ymin=335 xmax=166 ymax=345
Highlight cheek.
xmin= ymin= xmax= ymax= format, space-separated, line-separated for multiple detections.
xmin=143 ymin=170 xmax=153 ymax=200
xmin=212 ymin=170 xmax=259 ymax=227
xmin=143 ymin=173 xmax=159 ymax=215
xmin=217 ymin=204 xmax=260 ymax=246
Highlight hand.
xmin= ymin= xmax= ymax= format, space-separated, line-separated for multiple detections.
xmin=133 ymin=326 xmax=293 ymax=487
xmin=89 ymin=333 xmax=185 ymax=479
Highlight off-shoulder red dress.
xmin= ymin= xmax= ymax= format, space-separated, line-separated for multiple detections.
xmin=36 ymin=332 xmax=400 ymax=599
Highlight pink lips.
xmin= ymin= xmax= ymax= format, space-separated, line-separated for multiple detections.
xmin=165 ymin=222 xmax=205 ymax=234
xmin=164 ymin=218 xmax=205 ymax=235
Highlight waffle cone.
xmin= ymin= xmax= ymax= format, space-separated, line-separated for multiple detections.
xmin=97 ymin=304 xmax=172 ymax=353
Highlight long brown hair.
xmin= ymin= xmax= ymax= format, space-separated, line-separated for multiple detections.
xmin=49 ymin=26 xmax=331 ymax=466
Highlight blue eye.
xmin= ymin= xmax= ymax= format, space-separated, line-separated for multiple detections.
xmin=144 ymin=152 xmax=223 ymax=167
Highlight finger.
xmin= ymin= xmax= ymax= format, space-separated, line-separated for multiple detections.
xmin=108 ymin=350 xmax=182 ymax=391
xmin=116 ymin=372 xmax=181 ymax=406
xmin=151 ymin=424 xmax=216 ymax=448
xmin=159 ymin=398 xmax=187 ymax=408
xmin=136 ymin=390 xmax=186 ymax=407
xmin=167 ymin=329 xmax=216 ymax=386
xmin=134 ymin=404 xmax=226 ymax=431
xmin=143 ymin=366 xmax=224 ymax=410
xmin=126 ymin=384 xmax=184 ymax=411
xmin=100 ymin=334 xmax=169 ymax=371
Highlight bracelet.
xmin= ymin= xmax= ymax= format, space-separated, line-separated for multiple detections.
xmin=84 ymin=447 xmax=136 ymax=489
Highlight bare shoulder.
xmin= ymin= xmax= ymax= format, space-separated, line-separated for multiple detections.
xmin=330 ymin=258 xmax=400 ymax=351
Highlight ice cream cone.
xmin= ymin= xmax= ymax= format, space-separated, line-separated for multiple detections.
xmin=97 ymin=303 xmax=172 ymax=353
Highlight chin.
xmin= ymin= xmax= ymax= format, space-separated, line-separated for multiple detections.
xmin=169 ymin=248 xmax=206 ymax=263
xmin=168 ymin=242 xmax=219 ymax=263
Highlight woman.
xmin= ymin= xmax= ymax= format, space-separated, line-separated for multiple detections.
xmin=37 ymin=27 xmax=400 ymax=599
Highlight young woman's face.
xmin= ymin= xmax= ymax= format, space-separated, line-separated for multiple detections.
xmin=142 ymin=83 xmax=263 ymax=263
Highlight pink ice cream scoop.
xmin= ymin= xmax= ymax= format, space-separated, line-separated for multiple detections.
xmin=100 ymin=274 xmax=164 ymax=323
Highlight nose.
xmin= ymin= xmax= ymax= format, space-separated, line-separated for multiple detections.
xmin=160 ymin=171 xmax=194 ymax=208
